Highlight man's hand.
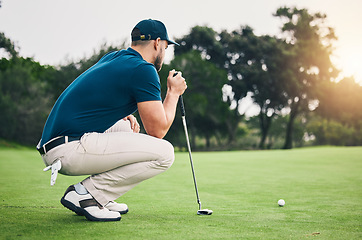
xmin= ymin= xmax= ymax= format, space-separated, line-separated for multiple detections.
xmin=123 ymin=115 xmax=140 ymax=133
xmin=167 ymin=70 xmax=187 ymax=96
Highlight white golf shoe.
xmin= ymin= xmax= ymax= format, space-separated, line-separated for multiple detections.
xmin=60 ymin=183 xmax=121 ymax=222
xmin=105 ymin=201 xmax=129 ymax=214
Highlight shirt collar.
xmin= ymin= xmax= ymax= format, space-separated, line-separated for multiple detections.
xmin=127 ymin=47 xmax=143 ymax=59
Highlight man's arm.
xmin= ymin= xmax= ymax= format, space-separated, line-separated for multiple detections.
xmin=137 ymin=71 xmax=186 ymax=138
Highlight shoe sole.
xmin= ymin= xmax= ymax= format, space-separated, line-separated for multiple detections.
xmin=119 ymin=209 xmax=129 ymax=214
xmin=60 ymin=197 xmax=121 ymax=222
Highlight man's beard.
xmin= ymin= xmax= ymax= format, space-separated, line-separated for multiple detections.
xmin=154 ymin=54 xmax=163 ymax=72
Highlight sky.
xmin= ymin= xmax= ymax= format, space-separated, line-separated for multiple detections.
xmin=0 ymin=0 xmax=361 ymax=85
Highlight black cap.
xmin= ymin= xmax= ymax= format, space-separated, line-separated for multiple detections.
xmin=131 ymin=19 xmax=179 ymax=46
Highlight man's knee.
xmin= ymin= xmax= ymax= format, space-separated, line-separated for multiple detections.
xmin=104 ymin=119 xmax=132 ymax=133
xmin=158 ymin=139 xmax=175 ymax=169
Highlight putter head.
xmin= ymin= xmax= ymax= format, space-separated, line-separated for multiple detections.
xmin=197 ymin=209 xmax=213 ymax=215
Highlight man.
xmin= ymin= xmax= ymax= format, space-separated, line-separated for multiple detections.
xmin=37 ymin=19 xmax=187 ymax=222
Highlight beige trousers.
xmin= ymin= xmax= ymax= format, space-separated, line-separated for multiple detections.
xmin=42 ymin=119 xmax=175 ymax=206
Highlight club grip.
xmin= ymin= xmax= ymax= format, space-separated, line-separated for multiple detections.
xmin=173 ymin=72 xmax=186 ymax=117
xmin=179 ymin=95 xmax=185 ymax=117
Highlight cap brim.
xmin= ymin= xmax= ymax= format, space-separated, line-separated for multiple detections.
xmin=167 ymin=39 xmax=180 ymax=46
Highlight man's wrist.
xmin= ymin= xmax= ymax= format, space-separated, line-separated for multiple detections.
xmin=166 ymin=89 xmax=180 ymax=98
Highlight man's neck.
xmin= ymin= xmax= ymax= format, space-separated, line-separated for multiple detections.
xmin=131 ymin=46 xmax=154 ymax=64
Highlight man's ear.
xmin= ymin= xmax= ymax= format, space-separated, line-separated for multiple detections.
xmin=153 ymin=38 xmax=161 ymax=50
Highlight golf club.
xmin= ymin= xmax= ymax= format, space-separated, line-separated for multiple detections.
xmin=175 ymin=73 xmax=212 ymax=215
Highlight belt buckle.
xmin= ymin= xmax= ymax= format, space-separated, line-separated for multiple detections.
xmin=42 ymin=145 xmax=47 ymax=154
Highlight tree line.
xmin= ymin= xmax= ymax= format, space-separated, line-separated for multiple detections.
xmin=1 ymin=6 xmax=361 ymax=149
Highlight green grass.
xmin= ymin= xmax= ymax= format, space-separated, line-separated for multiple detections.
xmin=0 ymin=146 xmax=361 ymax=239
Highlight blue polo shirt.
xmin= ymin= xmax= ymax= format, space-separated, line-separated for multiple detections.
xmin=40 ymin=48 xmax=161 ymax=146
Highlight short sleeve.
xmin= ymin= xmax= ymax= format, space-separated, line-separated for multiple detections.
xmin=132 ymin=64 xmax=162 ymax=103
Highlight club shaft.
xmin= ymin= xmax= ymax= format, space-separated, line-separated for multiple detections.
xmin=179 ymin=96 xmax=202 ymax=210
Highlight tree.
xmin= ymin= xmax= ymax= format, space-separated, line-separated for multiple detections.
xmin=159 ymin=51 xmax=231 ymax=149
xmin=174 ymin=26 xmax=253 ymax=145
xmin=174 ymin=26 xmax=244 ymax=146
xmin=175 ymin=26 xmax=292 ymax=148
xmin=175 ymin=26 xmax=226 ymax=68
xmin=219 ymin=27 xmax=293 ymax=148
xmin=308 ymin=77 xmax=362 ymax=146
xmin=0 ymin=32 xmax=53 ymax=145
xmin=0 ymin=57 xmax=56 ymax=145
xmin=317 ymin=77 xmax=362 ymax=126
xmin=274 ymin=7 xmax=338 ymax=149
xmin=0 ymin=32 xmax=18 ymax=58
